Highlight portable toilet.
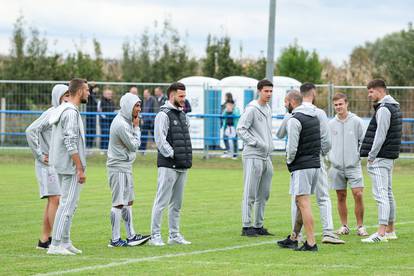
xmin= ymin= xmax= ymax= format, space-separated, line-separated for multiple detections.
xmin=220 ymin=76 xmax=258 ymax=113
xmin=179 ymin=76 xmax=220 ymax=149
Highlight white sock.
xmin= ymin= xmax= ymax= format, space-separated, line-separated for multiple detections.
xmin=111 ymin=207 xmax=122 ymax=242
xmin=122 ymin=206 xmax=136 ymax=239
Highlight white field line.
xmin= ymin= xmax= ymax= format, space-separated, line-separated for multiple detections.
xmin=33 ymin=221 xmax=414 ymax=276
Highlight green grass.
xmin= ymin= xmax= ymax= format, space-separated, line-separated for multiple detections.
xmin=0 ymin=150 xmax=413 ymax=275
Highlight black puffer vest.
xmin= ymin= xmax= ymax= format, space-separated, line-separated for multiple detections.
xmin=287 ymin=112 xmax=321 ymax=172
xmin=157 ymin=107 xmax=192 ymax=169
xmin=360 ymin=103 xmax=402 ymax=159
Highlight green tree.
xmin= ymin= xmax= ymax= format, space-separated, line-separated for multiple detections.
xmin=276 ymin=41 xmax=322 ymax=83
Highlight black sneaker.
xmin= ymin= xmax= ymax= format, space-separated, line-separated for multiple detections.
xmin=254 ymin=227 xmax=274 ymax=236
xmin=127 ymin=234 xmax=151 ymax=246
xmin=294 ymin=241 xmax=318 ymax=252
xmin=277 ymin=235 xmax=298 ymax=249
xmin=36 ymin=239 xmax=50 ymax=250
xmin=241 ymin=227 xmax=258 ymax=237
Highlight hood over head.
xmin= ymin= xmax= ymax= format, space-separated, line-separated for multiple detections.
xmin=120 ymin=92 xmax=141 ymax=121
xmin=51 ymin=84 xmax=69 ymax=108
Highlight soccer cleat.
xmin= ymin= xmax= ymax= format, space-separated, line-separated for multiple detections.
xmin=277 ymin=235 xmax=298 ymax=249
xmin=241 ymin=227 xmax=258 ymax=237
xmin=62 ymin=243 xmax=82 ymax=254
xmin=108 ymin=238 xmax=129 ymax=248
xmin=47 ymin=245 xmax=76 ymax=255
xmin=385 ymin=231 xmax=398 ymax=240
xmin=127 ymin=234 xmax=151 ymax=246
xmin=335 ymin=225 xmax=350 ymax=235
xmin=254 ymin=227 xmax=274 ymax=236
xmin=36 ymin=239 xmax=50 ymax=250
xmin=149 ymin=234 xmax=165 ymax=246
xmin=168 ymin=233 xmax=191 ymax=245
xmin=322 ymin=233 xmax=345 ymax=244
xmin=357 ymin=226 xmax=369 ymax=236
xmin=361 ymin=232 xmax=388 ymax=243
xmin=294 ymin=241 xmax=318 ymax=252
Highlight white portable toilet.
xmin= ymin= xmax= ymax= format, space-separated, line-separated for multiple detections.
xmin=271 ymin=76 xmax=302 ymax=150
xmin=179 ymin=76 xmax=220 ymax=149
xmin=220 ymin=76 xmax=258 ymax=113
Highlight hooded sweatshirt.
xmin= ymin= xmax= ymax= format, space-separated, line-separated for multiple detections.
xmin=106 ymin=93 xmax=142 ymax=172
xmin=328 ymin=112 xmax=365 ymax=170
xmin=237 ymin=100 xmax=273 ymax=160
xmin=286 ymin=105 xmax=318 ymax=164
xmin=26 ymin=84 xmax=68 ymax=165
xmin=48 ymin=101 xmax=86 ymax=175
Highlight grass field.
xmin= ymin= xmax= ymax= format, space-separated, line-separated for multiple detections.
xmin=0 ymin=150 xmax=413 ymax=275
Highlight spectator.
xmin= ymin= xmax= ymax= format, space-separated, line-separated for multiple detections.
xmin=129 ymin=86 xmax=139 ymax=95
xmin=99 ymin=89 xmax=116 ymax=150
xmin=221 ymin=100 xmax=240 ymax=159
xmin=221 ymin=92 xmax=234 ymax=153
xmin=183 ymin=99 xmax=192 ymax=113
xmin=154 ymin=87 xmax=167 ymax=112
xmin=86 ymin=83 xmax=99 ymax=148
xmin=139 ymin=89 xmax=157 ymax=152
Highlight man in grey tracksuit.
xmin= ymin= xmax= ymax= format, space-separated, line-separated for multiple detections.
xmin=26 ymin=84 xmax=68 ymax=249
xmin=106 ymin=93 xmax=151 ymax=247
xmin=237 ymin=79 xmax=274 ymax=237
xmin=328 ymin=93 xmax=368 ymax=236
xmin=149 ymin=82 xmax=192 ymax=246
xmin=360 ymin=79 xmax=402 ymax=243
xmin=276 ymin=83 xmax=344 ymax=244
xmin=47 ymin=78 xmax=89 ymax=255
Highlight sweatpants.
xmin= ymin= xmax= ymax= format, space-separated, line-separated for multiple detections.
xmin=241 ymin=157 xmax=273 ymax=228
xmin=151 ymin=167 xmax=188 ymax=236
xmin=291 ymin=159 xmax=334 ymax=235
xmin=51 ymin=174 xmax=82 ymax=246
xmin=367 ymin=158 xmax=396 ymax=225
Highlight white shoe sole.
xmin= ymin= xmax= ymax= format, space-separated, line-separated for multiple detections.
xmin=168 ymin=240 xmax=192 ymax=245
xmin=128 ymin=236 xmax=151 ymax=246
xmin=47 ymin=250 xmax=75 ymax=255
xmin=322 ymin=237 xmax=345 ymax=244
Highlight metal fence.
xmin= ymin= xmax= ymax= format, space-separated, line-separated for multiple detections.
xmin=1 ymin=80 xmax=413 ymax=156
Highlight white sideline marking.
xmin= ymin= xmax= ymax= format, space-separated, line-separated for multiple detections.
xmin=34 ymin=221 xmax=414 ymax=276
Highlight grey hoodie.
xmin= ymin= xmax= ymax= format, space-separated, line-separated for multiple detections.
xmin=49 ymin=102 xmax=86 ymax=174
xmin=276 ymin=102 xmax=331 ymax=156
xmin=286 ymin=105 xmax=318 ymax=164
xmin=368 ymin=95 xmax=400 ymax=161
xmin=107 ymin=93 xmax=142 ymax=172
xmin=237 ymin=100 xmax=273 ymax=160
xmin=26 ymin=84 xmax=68 ymax=164
xmin=328 ymin=112 xmax=365 ymax=170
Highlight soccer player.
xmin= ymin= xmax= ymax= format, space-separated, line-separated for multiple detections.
xmin=277 ymin=83 xmax=344 ymax=247
xmin=328 ymin=93 xmax=368 ymax=236
xmin=26 ymin=84 xmax=69 ymax=249
xmin=106 ymin=92 xmax=151 ymax=247
xmin=360 ymin=79 xmax=402 ymax=243
xmin=149 ymin=82 xmax=192 ymax=246
xmin=47 ymin=78 xmax=89 ymax=255
xmin=283 ymin=90 xmax=320 ymax=251
xmin=237 ymin=79 xmax=274 ymax=237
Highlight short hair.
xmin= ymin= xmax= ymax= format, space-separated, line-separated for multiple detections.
xmin=226 ymin=100 xmax=235 ymax=105
xmin=300 ymin=82 xmax=316 ymax=96
xmin=367 ymin=79 xmax=387 ymax=90
xmin=332 ymin=93 xmax=348 ymax=102
xmin=167 ymin=82 xmax=186 ymax=97
xmin=257 ymin=79 xmax=273 ymax=90
xmin=286 ymin=89 xmax=303 ymax=105
xmin=68 ymin=78 xmax=87 ymax=96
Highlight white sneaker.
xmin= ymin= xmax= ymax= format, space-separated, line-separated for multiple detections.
xmin=322 ymin=233 xmax=345 ymax=244
xmin=385 ymin=231 xmax=398 ymax=240
xmin=62 ymin=243 xmax=82 ymax=254
xmin=47 ymin=245 xmax=75 ymax=255
xmin=361 ymin=232 xmax=388 ymax=243
xmin=148 ymin=234 xmax=165 ymax=246
xmin=357 ymin=226 xmax=369 ymax=236
xmin=335 ymin=225 xmax=350 ymax=235
xmin=168 ymin=233 xmax=191 ymax=245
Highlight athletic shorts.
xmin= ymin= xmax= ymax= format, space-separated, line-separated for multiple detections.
xmin=35 ymin=160 xmax=60 ymax=199
xmin=290 ymin=168 xmax=319 ymax=196
xmin=329 ymin=167 xmax=364 ymax=190
xmin=108 ymin=170 xmax=135 ymax=206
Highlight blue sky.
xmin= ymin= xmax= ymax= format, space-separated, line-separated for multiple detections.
xmin=0 ymin=0 xmax=412 ymax=64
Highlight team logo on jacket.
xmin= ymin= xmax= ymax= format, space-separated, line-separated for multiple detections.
xmin=173 ymin=120 xmax=178 ymax=125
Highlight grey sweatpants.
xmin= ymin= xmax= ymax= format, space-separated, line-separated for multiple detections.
xmin=51 ymin=174 xmax=82 ymax=246
xmin=291 ymin=159 xmax=334 ymax=235
xmin=151 ymin=167 xmax=188 ymax=236
xmin=241 ymin=157 xmax=273 ymax=228
xmin=367 ymin=158 xmax=396 ymax=225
